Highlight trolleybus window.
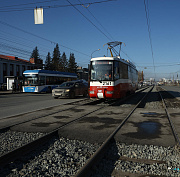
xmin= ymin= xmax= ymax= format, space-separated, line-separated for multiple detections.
xmin=91 ymin=61 xmax=113 ymax=81
xmin=24 ymin=74 xmax=38 ymax=86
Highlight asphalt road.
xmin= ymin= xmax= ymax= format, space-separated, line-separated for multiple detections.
xmin=161 ymin=85 xmax=180 ymax=99
xmin=0 ymin=93 xmax=85 ymax=119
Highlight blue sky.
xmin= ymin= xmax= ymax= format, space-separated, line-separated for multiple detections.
xmin=0 ymin=0 xmax=180 ymax=80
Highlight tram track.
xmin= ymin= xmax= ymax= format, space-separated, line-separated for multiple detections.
xmin=75 ymin=86 xmax=180 ymax=177
xmin=0 ymin=87 xmax=151 ymax=174
xmin=158 ymin=87 xmax=180 ymax=147
xmin=0 ymin=87 xmax=148 ymax=132
xmin=0 ymin=96 xmax=120 ymax=167
xmin=3 ymin=86 xmax=177 ymax=177
xmin=75 ymin=86 xmax=154 ymax=177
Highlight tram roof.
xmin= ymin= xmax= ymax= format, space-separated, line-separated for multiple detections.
xmin=23 ymin=69 xmax=77 ymax=77
xmin=91 ymin=57 xmax=136 ymax=69
xmin=91 ymin=57 xmax=119 ymax=61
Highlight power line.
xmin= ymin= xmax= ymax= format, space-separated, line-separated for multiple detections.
xmin=0 ymin=0 xmax=117 ymax=12
xmin=144 ymin=0 xmax=156 ymax=76
xmin=78 ymin=0 xmax=114 ymax=41
xmin=0 ymin=29 xmax=56 ymax=53
xmin=0 ymin=0 xmax=60 ymax=9
xmin=137 ymin=63 xmax=180 ymax=68
xmin=66 ymin=0 xmax=112 ymax=41
xmin=0 ymin=20 xmax=90 ymax=57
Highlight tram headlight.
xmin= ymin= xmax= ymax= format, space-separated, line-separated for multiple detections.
xmin=65 ymin=89 xmax=70 ymax=92
xmin=106 ymin=91 xmax=114 ymax=94
xmin=89 ymin=90 xmax=94 ymax=94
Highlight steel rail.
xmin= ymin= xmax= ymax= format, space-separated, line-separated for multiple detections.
xmin=0 ymin=98 xmax=89 ymax=121
xmin=75 ymin=86 xmax=153 ymax=177
xmin=0 ymin=87 xmax=152 ymax=168
xmin=158 ymin=89 xmax=180 ymax=147
xmin=0 ymin=98 xmax=96 ymax=131
xmin=0 ymin=99 xmax=111 ymax=167
xmin=0 ymin=87 xmax=148 ymax=132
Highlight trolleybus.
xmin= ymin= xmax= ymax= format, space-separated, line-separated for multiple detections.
xmin=23 ymin=70 xmax=77 ymax=93
xmin=89 ymin=41 xmax=138 ymax=99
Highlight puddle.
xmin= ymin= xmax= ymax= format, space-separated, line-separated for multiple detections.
xmin=139 ymin=121 xmax=159 ymax=134
xmin=54 ymin=116 xmax=70 ymax=119
xmin=122 ymin=121 xmax=161 ymax=139
xmin=31 ymin=122 xmax=52 ymax=127
xmin=140 ymin=112 xmax=166 ymax=118
xmin=141 ymin=112 xmax=158 ymax=115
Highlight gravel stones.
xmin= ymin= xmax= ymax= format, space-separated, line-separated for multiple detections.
xmin=91 ymin=142 xmax=180 ymax=177
xmin=0 ymin=137 xmax=100 ymax=177
xmin=0 ymin=130 xmax=45 ymax=156
xmin=1 ymin=136 xmax=179 ymax=176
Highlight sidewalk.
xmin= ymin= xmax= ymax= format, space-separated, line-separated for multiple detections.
xmin=0 ymin=90 xmax=22 ymax=95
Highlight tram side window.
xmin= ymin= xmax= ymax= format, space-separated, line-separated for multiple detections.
xmin=114 ymin=61 xmax=120 ymax=80
xmin=128 ymin=66 xmax=132 ymax=81
xmin=120 ymin=62 xmax=128 ymax=79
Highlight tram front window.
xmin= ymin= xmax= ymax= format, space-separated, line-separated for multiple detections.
xmin=91 ymin=61 xmax=113 ymax=81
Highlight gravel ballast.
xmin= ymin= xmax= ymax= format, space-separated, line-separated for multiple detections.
xmin=1 ymin=136 xmax=180 ymax=177
xmin=0 ymin=130 xmax=45 ymax=156
xmin=91 ymin=142 xmax=180 ymax=177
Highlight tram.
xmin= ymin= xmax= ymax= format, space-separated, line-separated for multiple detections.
xmin=89 ymin=41 xmax=138 ymax=99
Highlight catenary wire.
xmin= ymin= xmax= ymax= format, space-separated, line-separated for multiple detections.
xmin=0 ymin=0 xmax=117 ymax=12
xmin=144 ymin=0 xmax=156 ymax=77
xmin=0 ymin=20 xmax=90 ymax=57
xmin=78 ymin=0 xmax=114 ymax=41
xmin=66 ymin=0 xmax=112 ymax=41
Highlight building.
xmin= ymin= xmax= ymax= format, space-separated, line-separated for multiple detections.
xmin=0 ymin=54 xmax=43 ymax=84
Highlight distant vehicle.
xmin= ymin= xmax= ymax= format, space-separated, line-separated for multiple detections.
xmin=52 ymin=80 xmax=88 ymax=99
xmin=23 ymin=70 xmax=77 ymax=93
xmin=1 ymin=83 xmax=7 ymax=91
xmin=89 ymin=41 xmax=138 ymax=99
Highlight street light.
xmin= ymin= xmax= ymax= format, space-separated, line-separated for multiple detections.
xmin=91 ymin=49 xmax=100 ymax=58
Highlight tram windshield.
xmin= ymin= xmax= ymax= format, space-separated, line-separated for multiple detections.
xmin=91 ymin=61 xmax=113 ymax=81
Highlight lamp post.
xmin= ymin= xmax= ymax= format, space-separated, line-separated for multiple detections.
xmin=91 ymin=49 xmax=100 ymax=58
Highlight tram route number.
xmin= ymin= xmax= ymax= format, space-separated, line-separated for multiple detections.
xmin=103 ymin=81 xmax=111 ymax=86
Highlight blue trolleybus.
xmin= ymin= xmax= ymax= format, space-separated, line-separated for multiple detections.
xmin=23 ymin=70 xmax=77 ymax=93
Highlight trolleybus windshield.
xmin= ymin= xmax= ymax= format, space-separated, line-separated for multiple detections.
xmin=24 ymin=74 xmax=39 ymax=86
xmin=91 ymin=61 xmax=113 ymax=81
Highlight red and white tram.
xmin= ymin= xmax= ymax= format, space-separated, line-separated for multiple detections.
xmin=89 ymin=42 xmax=138 ymax=99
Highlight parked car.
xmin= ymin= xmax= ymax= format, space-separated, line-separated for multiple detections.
xmin=1 ymin=83 xmax=7 ymax=91
xmin=52 ymin=80 xmax=88 ymax=99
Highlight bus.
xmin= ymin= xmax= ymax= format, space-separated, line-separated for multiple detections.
xmin=23 ymin=70 xmax=77 ymax=93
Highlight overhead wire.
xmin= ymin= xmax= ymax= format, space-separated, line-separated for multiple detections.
xmin=76 ymin=0 xmax=136 ymax=65
xmin=0 ymin=41 xmax=47 ymax=58
xmin=66 ymin=0 xmax=112 ymax=41
xmin=0 ymin=35 xmax=48 ymax=54
xmin=77 ymin=0 xmax=114 ymax=41
xmin=0 ymin=20 xmax=90 ymax=57
xmin=137 ymin=63 xmax=180 ymax=68
xmin=0 ymin=0 xmax=61 ymax=9
xmin=0 ymin=29 xmax=57 ymax=53
xmin=0 ymin=0 xmax=136 ymax=68
xmin=144 ymin=0 xmax=156 ymax=77
xmin=0 ymin=30 xmax=53 ymax=60
xmin=0 ymin=0 xmax=117 ymax=12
